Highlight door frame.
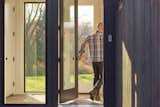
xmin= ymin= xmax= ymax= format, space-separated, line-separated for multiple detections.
xmin=0 ymin=0 xmax=58 ymax=107
xmin=0 ymin=0 xmax=116 ymax=107
xmin=23 ymin=1 xmax=46 ymax=93
xmin=59 ymin=0 xmax=78 ymax=103
xmin=58 ymin=0 xmax=116 ymax=106
xmin=103 ymin=0 xmax=116 ymax=106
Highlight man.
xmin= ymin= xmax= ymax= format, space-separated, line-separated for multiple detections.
xmin=79 ymin=22 xmax=104 ymax=101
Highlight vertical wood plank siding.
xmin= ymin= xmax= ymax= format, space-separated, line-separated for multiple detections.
xmin=115 ymin=0 xmax=160 ymax=107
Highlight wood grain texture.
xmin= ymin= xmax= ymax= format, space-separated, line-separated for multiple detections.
xmin=115 ymin=0 xmax=160 ymax=107
xmin=0 ymin=0 xmax=4 ymax=104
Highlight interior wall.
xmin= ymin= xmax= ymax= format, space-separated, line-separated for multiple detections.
xmin=78 ymin=0 xmax=103 ymax=31
xmin=93 ymin=0 xmax=103 ymax=30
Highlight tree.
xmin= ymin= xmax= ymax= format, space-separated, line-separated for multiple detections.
xmin=25 ymin=3 xmax=46 ymax=76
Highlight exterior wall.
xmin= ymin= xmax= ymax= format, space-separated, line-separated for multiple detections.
xmin=116 ymin=0 xmax=160 ymax=107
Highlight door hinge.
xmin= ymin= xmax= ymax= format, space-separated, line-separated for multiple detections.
xmin=13 ymin=57 xmax=15 ymax=62
xmin=58 ymin=57 xmax=61 ymax=62
xmin=12 ymin=32 xmax=15 ymax=37
xmin=5 ymin=57 xmax=8 ymax=60
xmin=58 ymin=25 xmax=61 ymax=30
xmin=13 ymin=81 xmax=15 ymax=87
xmin=13 ymin=6 xmax=16 ymax=12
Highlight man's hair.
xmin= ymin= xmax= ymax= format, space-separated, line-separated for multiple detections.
xmin=97 ymin=22 xmax=103 ymax=28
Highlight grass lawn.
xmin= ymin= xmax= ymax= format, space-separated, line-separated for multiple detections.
xmin=25 ymin=76 xmax=46 ymax=92
xmin=78 ymin=74 xmax=93 ymax=83
xmin=25 ymin=74 xmax=93 ymax=91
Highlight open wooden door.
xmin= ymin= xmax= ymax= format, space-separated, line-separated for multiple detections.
xmin=4 ymin=0 xmax=16 ymax=97
xmin=59 ymin=0 xmax=78 ymax=103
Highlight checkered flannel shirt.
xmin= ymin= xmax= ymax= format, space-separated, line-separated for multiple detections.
xmin=80 ymin=31 xmax=104 ymax=62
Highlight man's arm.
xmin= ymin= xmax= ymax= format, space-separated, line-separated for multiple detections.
xmin=79 ymin=36 xmax=90 ymax=58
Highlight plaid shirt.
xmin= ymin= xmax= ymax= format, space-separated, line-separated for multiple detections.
xmin=80 ymin=31 xmax=104 ymax=62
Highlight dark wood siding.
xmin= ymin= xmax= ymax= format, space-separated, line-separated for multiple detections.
xmin=115 ymin=0 xmax=160 ymax=107
xmin=0 ymin=0 xmax=4 ymax=104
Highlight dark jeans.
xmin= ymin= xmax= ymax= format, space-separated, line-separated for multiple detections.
xmin=92 ymin=62 xmax=103 ymax=90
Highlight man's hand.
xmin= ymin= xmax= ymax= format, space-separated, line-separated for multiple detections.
xmin=78 ymin=51 xmax=84 ymax=60
xmin=78 ymin=52 xmax=83 ymax=60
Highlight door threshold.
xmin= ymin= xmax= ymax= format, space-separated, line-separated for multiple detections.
xmin=60 ymin=96 xmax=102 ymax=105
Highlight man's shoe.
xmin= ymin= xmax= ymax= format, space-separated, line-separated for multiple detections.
xmin=95 ymin=95 xmax=101 ymax=101
xmin=89 ymin=92 xmax=94 ymax=100
xmin=89 ymin=90 xmax=97 ymax=101
xmin=95 ymin=90 xmax=101 ymax=101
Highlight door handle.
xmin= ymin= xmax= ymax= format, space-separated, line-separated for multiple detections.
xmin=108 ymin=34 xmax=113 ymax=42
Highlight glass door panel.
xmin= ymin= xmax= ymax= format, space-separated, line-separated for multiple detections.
xmin=25 ymin=3 xmax=46 ymax=92
xmin=60 ymin=0 xmax=78 ymax=103
xmin=63 ymin=1 xmax=75 ymax=89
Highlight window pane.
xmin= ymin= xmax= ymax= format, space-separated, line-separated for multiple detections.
xmin=63 ymin=0 xmax=76 ymax=90
xmin=25 ymin=3 xmax=46 ymax=92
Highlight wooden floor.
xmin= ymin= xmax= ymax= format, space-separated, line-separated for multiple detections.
xmin=5 ymin=93 xmax=103 ymax=106
xmin=59 ymin=105 xmax=103 ymax=107
xmin=60 ymin=94 xmax=103 ymax=105
xmin=5 ymin=93 xmax=46 ymax=104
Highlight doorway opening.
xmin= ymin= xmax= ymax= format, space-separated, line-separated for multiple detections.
xmin=59 ymin=0 xmax=104 ymax=105
xmin=4 ymin=0 xmax=46 ymax=104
